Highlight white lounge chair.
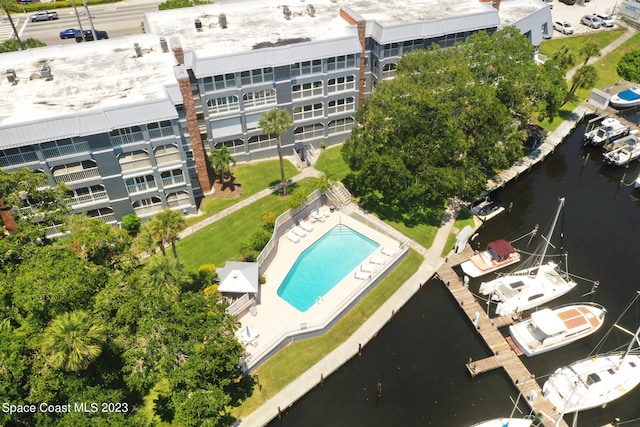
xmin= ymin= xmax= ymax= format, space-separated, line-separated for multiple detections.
xmin=286 ymin=231 xmax=300 ymax=243
xmin=299 ymin=219 xmax=314 ymax=232
xmin=370 ymin=256 xmax=385 ymax=265
xmin=381 ymin=247 xmax=396 ymax=256
xmin=292 ymin=225 xmax=307 ymax=238
xmin=354 ymin=271 xmax=371 ymax=280
xmin=360 ymin=263 xmax=377 ymax=273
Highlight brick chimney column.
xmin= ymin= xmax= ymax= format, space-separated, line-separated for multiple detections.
xmin=340 ymin=7 xmax=367 ymax=106
xmin=174 ymin=64 xmax=212 ymax=194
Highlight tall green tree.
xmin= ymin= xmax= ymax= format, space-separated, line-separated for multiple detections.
xmin=42 ymin=310 xmax=107 ymax=372
xmin=552 ymin=45 xmax=576 ymax=70
xmin=208 ymin=146 xmax=237 ymax=183
xmin=259 ymin=109 xmax=293 ymax=195
xmin=616 ymin=50 xmax=640 ymax=83
xmin=148 ymin=208 xmax=187 ymax=259
xmin=140 ymin=256 xmax=190 ymax=303
xmin=580 ymin=41 xmax=601 ymax=66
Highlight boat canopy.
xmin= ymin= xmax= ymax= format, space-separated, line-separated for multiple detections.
xmin=531 ymin=308 xmax=568 ymax=336
xmin=488 ymin=240 xmax=516 ymax=258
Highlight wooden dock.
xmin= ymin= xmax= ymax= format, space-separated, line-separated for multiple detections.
xmin=436 ymin=263 xmax=568 ymax=427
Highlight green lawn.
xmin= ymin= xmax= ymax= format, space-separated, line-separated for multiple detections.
xmin=314 ymin=145 xmax=351 ymax=181
xmin=231 ymin=249 xmax=424 ymax=418
xmin=177 ymin=179 xmax=319 ymax=273
xmin=185 ymin=159 xmax=299 ymax=226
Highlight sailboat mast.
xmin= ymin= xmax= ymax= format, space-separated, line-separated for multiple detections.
xmin=619 ymin=323 xmax=640 ymax=367
xmin=539 ymin=197 xmax=565 ymax=265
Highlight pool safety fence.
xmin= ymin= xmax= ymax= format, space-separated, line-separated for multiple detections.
xmin=242 ymin=239 xmax=409 ymax=372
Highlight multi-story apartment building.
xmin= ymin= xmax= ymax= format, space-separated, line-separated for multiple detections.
xmin=0 ymin=0 xmax=551 ymax=228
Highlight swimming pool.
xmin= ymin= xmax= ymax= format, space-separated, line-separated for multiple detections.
xmin=277 ymin=224 xmax=379 ymax=312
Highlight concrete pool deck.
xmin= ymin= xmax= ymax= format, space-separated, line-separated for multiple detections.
xmin=237 ymin=209 xmax=404 ymax=370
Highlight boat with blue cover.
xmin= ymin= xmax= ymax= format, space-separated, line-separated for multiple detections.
xmin=610 ymin=86 xmax=640 ymax=109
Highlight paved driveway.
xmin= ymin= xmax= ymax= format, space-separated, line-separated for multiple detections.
xmin=549 ymin=0 xmax=622 ymax=38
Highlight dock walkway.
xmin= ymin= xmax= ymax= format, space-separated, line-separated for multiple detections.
xmin=436 ymin=263 xmax=567 ymax=427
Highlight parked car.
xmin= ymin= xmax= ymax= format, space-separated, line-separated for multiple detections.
xmin=30 ymin=11 xmax=59 ymax=22
xmin=581 ymin=15 xmax=602 ymax=29
xmin=59 ymin=29 xmax=80 ymax=40
xmin=75 ymin=30 xmax=109 ymax=42
xmin=559 ymin=0 xmax=576 ymax=4
xmin=594 ymin=12 xmax=615 ymax=27
xmin=553 ymin=21 xmax=575 ymax=35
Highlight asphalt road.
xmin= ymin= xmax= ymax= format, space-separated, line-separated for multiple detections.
xmin=8 ymin=0 xmax=160 ymax=46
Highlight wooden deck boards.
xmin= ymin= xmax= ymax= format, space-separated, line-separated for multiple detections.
xmin=437 ymin=262 xmax=568 ymax=427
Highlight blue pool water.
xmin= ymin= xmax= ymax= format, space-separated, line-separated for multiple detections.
xmin=277 ymin=224 xmax=380 ymax=312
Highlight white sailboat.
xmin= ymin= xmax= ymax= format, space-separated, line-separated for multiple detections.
xmin=479 ymin=198 xmax=577 ymax=317
xmin=542 ymin=292 xmax=640 ymax=413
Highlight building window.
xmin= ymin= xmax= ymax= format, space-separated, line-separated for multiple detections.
xmin=207 ymin=95 xmax=240 ymax=115
xmin=382 ymin=42 xmax=400 ymax=58
xmin=118 ymin=150 xmax=151 ymax=171
xmin=327 ymin=97 xmax=355 ymax=115
xmin=0 ymin=146 xmax=38 ymax=167
xmin=203 ymin=73 xmax=236 ymax=91
xmin=327 ymin=54 xmax=356 ymax=71
xmin=243 ymin=89 xmax=277 ymax=108
xmin=125 ymin=174 xmax=157 ymax=194
xmin=382 ymin=63 xmax=397 ymax=79
xmin=402 ymin=39 xmax=423 ymax=53
xmin=110 ymin=126 xmax=144 ymax=146
xmin=327 ymin=76 xmax=356 ymax=93
xmin=292 ymin=81 xmax=323 ymax=99
xmin=147 ymin=120 xmax=174 ymax=139
xmin=328 ymin=118 xmax=355 ymax=135
xmin=40 ymin=138 xmax=90 ymax=159
xmin=248 ymin=134 xmax=276 ymax=150
xmin=240 ymin=67 xmax=274 ymax=86
xmin=214 ymin=139 xmax=245 ymax=155
xmin=160 ymin=169 xmax=185 ymax=187
xmin=294 ymin=123 xmax=324 ymax=141
xmin=293 ymin=103 xmax=323 ymax=121
xmin=290 ymin=59 xmax=322 ymax=76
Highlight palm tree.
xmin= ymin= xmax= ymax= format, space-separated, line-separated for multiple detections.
xmin=42 ymin=310 xmax=107 ymax=372
xmin=551 ymin=46 xmax=575 ymax=70
xmin=580 ymin=41 xmax=601 ymax=66
xmin=0 ymin=0 xmax=22 ymax=44
xmin=563 ymin=65 xmax=598 ymax=106
xmin=141 ymin=256 xmax=190 ymax=303
xmin=208 ymin=146 xmax=237 ymax=184
xmin=259 ymin=108 xmax=293 ymax=195
xmin=148 ymin=209 xmax=187 ymax=259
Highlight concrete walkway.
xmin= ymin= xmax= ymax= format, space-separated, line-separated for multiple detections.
xmin=566 ymin=26 xmax=637 ymax=81
xmin=238 ymin=197 xmax=460 ymax=427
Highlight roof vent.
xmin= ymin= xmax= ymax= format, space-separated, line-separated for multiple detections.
xmin=134 ymin=42 xmax=143 ymax=57
xmin=160 ymin=37 xmax=169 ymax=53
xmin=219 ymin=13 xmax=227 ymax=29
xmin=194 ymin=18 xmax=202 ymax=31
xmin=283 ymin=5 xmax=291 ymax=19
xmin=40 ymin=65 xmax=53 ymax=81
xmin=307 ymin=4 xmax=315 ymax=16
xmin=6 ymin=69 xmax=18 ymax=85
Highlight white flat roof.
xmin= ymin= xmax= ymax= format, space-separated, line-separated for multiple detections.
xmin=0 ymin=34 xmax=178 ymax=128
xmin=345 ymin=0 xmax=495 ymax=24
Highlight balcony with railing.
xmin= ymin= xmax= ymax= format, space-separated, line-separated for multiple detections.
xmin=155 ymin=151 xmax=182 ymax=165
xmin=133 ymin=204 xmax=164 ymax=217
xmin=167 ymin=193 xmax=191 ymax=208
xmin=162 ymin=175 xmax=185 ymax=187
xmin=88 ymin=212 xmax=117 ymax=223
xmin=119 ymin=157 xmax=152 ymax=172
xmin=0 ymin=151 xmax=39 ymax=168
xmin=41 ymin=141 xmax=90 ymax=159
xmin=127 ymin=181 xmax=157 ymax=195
xmin=53 ymin=167 xmax=100 ymax=184
xmin=110 ymin=131 xmax=145 ymax=146
xmin=67 ymin=190 xmax=108 ymax=208
xmin=149 ymin=126 xmax=176 ymax=140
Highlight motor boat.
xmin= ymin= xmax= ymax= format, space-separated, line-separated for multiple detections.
xmin=602 ymin=133 xmax=640 ymax=166
xmin=509 ymin=303 xmax=606 ymax=357
xmin=583 ymin=117 xmax=630 ymax=146
xmin=610 ymin=86 xmax=640 ymax=109
xmin=469 ymin=196 xmax=504 ymax=222
xmin=461 ymin=239 xmax=521 ymax=278
xmin=479 ymin=198 xmax=577 ymax=317
xmin=470 ymin=418 xmax=534 ymax=427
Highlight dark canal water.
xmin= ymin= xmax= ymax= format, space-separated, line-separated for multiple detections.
xmin=267 ymin=113 xmax=640 ymax=427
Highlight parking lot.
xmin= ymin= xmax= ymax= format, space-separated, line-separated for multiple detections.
xmin=549 ymin=0 xmax=623 ymax=37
